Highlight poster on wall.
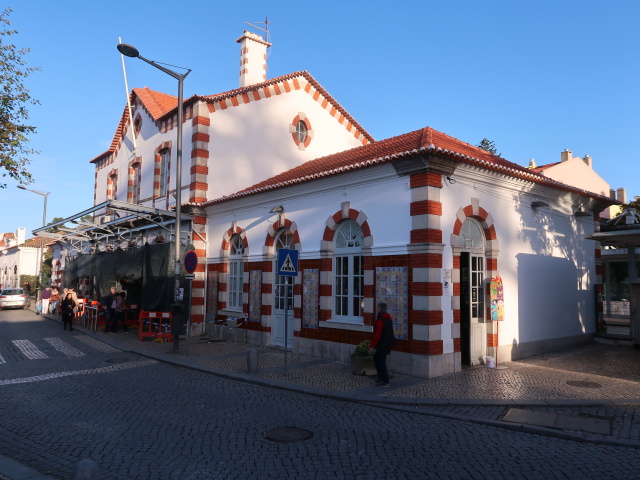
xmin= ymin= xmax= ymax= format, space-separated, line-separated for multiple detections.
xmin=490 ymin=275 xmax=504 ymax=322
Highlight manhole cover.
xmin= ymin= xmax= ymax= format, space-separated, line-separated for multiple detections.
xmin=265 ymin=427 xmax=313 ymax=443
xmin=566 ymin=381 xmax=602 ymax=389
xmin=104 ymin=358 xmax=132 ymax=364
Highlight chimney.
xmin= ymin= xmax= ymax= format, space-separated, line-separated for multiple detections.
xmin=617 ymin=187 xmax=627 ymax=204
xmin=610 ymin=189 xmax=616 ymax=200
xmin=527 ymin=159 xmax=537 ymax=169
xmin=583 ymin=154 xmax=592 ymax=168
xmin=16 ymin=227 xmax=25 ymax=245
xmin=236 ymin=31 xmax=271 ymax=88
xmin=560 ymin=149 xmax=572 ymax=162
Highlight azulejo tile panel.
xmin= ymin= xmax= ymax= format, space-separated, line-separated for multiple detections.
xmin=375 ymin=267 xmax=408 ymax=340
xmin=302 ymin=269 xmax=319 ymax=329
xmin=249 ymin=270 xmax=262 ymax=322
xmin=206 ymin=270 xmax=218 ymax=316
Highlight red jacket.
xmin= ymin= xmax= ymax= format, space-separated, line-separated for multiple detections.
xmin=370 ymin=312 xmax=393 ymax=349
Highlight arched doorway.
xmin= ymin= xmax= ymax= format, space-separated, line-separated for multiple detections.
xmin=457 ymin=218 xmax=487 ymax=366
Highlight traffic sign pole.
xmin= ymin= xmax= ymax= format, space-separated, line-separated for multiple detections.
xmin=284 ymin=282 xmax=289 ymax=375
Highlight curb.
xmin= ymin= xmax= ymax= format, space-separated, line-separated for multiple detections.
xmin=41 ymin=313 xmax=640 ymax=453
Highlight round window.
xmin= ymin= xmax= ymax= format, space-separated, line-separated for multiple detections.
xmin=296 ymin=120 xmax=308 ymax=144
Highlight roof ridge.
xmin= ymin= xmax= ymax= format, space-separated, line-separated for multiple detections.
xmin=197 ymin=125 xmax=616 ymax=207
xmin=90 ymin=70 xmax=375 ymax=165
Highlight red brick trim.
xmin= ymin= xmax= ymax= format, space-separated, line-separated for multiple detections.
xmin=410 ymin=201 xmax=442 ymax=216
xmin=410 ymin=229 xmax=442 ymax=244
xmin=410 ymin=172 xmax=442 ymax=188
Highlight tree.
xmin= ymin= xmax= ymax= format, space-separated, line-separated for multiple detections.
xmin=45 ymin=217 xmax=65 ymax=233
xmin=477 ymin=138 xmax=500 ymax=156
xmin=0 ymin=7 xmax=39 ymax=189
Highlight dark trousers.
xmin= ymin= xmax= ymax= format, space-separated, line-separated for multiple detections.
xmin=374 ymin=348 xmax=390 ymax=383
xmin=115 ymin=311 xmax=127 ymax=332
xmin=105 ymin=308 xmax=115 ymax=332
xmin=62 ymin=313 xmax=74 ymax=331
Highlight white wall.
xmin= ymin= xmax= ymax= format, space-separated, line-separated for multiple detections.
xmin=206 ymin=89 xmax=366 ymax=201
xmin=205 ymin=164 xmax=410 ymax=260
xmin=94 ymin=81 xmax=367 ymax=215
xmin=0 ymin=247 xmax=38 ymax=288
xmin=205 ymin=160 xmax=598 ymax=360
xmin=93 ymin=104 xmax=182 ymax=211
xmin=440 ymin=166 xmax=596 ymax=354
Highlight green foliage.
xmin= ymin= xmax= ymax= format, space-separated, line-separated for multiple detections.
xmin=45 ymin=216 xmax=65 ymax=232
xmin=477 ymin=138 xmax=501 ymax=156
xmin=41 ymin=248 xmax=52 ymax=280
xmin=19 ymin=274 xmax=36 ymax=294
xmin=0 ymin=7 xmax=40 ymax=189
xmin=353 ymin=340 xmax=372 ymax=356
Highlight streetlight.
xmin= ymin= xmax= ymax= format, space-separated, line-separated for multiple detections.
xmin=17 ymin=185 xmax=50 ymax=299
xmin=117 ymin=43 xmax=191 ymax=347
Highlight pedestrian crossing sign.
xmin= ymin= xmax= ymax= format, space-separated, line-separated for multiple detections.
xmin=277 ymin=248 xmax=299 ymax=277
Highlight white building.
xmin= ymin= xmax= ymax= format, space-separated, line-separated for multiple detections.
xmin=0 ymin=228 xmax=52 ymax=290
xmin=46 ymin=30 xmax=618 ymax=378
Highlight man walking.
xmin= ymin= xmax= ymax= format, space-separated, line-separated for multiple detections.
xmin=369 ymin=302 xmax=397 ymax=387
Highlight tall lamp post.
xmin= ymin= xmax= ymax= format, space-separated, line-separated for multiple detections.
xmin=117 ymin=43 xmax=191 ymax=346
xmin=17 ymin=185 xmax=50 ymax=299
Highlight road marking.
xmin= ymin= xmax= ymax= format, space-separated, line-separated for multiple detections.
xmin=75 ymin=336 xmax=120 ymax=353
xmin=44 ymin=337 xmax=85 ymax=357
xmin=12 ymin=340 xmax=49 ymax=360
xmin=0 ymin=353 xmax=5 ymax=364
xmin=0 ymin=359 xmax=158 ymax=386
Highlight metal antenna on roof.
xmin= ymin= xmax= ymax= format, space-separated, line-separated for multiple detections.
xmin=245 ymin=17 xmax=272 ymax=57
xmin=245 ymin=17 xmax=271 ymax=43
xmin=244 ymin=18 xmax=272 ymax=80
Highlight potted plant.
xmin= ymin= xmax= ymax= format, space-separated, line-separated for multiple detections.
xmin=351 ymin=340 xmax=377 ymax=376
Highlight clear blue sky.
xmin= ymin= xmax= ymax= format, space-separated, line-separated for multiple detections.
xmin=2 ymin=0 xmax=639 ymax=238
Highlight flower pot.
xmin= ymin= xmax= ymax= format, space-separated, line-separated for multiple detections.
xmin=351 ymin=354 xmax=377 ymax=376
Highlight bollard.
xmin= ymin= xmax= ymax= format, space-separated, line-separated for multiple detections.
xmin=247 ymin=348 xmax=258 ymax=374
xmin=74 ymin=459 xmax=100 ymax=480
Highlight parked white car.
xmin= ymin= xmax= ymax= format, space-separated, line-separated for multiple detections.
xmin=0 ymin=288 xmax=28 ymax=309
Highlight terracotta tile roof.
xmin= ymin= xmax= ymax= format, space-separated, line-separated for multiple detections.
xmin=3 ymin=236 xmax=56 ymax=250
xmin=0 ymin=232 xmax=16 ymax=249
xmin=530 ymin=161 xmax=560 ymax=173
xmin=91 ymin=71 xmax=374 ymax=164
xmin=133 ymin=87 xmax=177 ymax=119
xmin=198 ymin=71 xmax=373 ymax=143
xmin=199 ymin=126 xmax=618 ymax=206
xmin=90 ymin=88 xmax=182 ymax=164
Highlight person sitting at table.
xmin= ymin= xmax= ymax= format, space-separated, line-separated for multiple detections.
xmin=49 ymin=288 xmax=60 ymax=315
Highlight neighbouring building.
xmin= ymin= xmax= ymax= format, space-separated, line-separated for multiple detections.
xmin=527 ymin=149 xmax=619 ymax=219
xmin=0 ymin=229 xmax=54 ymax=289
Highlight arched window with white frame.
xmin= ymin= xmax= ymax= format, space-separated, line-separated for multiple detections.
xmin=333 ymin=220 xmax=364 ymax=322
xmin=460 ymin=217 xmax=485 ymax=250
xmin=227 ymin=234 xmax=244 ymax=310
xmin=159 ymin=149 xmax=170 ymax=197
xmin=130 ymin=162 xmax=141 ymax=204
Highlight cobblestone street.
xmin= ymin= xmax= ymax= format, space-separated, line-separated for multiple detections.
xmin=0 ymin=310 xmax=639 ymax=479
